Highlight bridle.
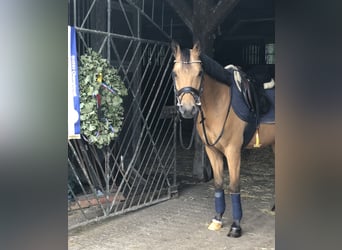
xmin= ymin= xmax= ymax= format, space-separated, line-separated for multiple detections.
xmin=173 ymin=59 xmax=232 ymax=147
xmin=173 ymin=60 xmax=203 ymax=108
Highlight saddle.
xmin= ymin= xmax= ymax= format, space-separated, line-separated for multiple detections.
xmin=225 ymin=65 xmax=274 ymax=125
xmin=225 ymin=65 xmax=275 ymax=147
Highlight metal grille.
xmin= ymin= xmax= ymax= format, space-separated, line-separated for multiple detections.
xmin=68 ymin=0 xmax=178 ymax=230
xmin=242 ymin=44 xmax=261 ymax=64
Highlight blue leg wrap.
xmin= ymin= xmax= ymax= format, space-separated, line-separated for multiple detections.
xmin=231 ymin=193 xmax=242 ymax=221
xmin=215 ymin=189 xmax=226 ymax=215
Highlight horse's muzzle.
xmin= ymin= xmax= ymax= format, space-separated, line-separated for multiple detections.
xmin=178 ymin=104 xmax=198 ymax=119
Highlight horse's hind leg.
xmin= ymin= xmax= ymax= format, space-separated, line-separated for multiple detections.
xmin=205 ymin=146 xmax=225 ymax=231
xmin=225 ymin=146 xmax=243 ymax=238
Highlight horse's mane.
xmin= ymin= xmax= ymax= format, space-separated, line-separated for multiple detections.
xmin=177 ymin=47 xmax=231 ymax=86
xmin=180 ymin=48 xmax=190 ymax=62
xmin=200 ymin=54 xmax=232 ymax=86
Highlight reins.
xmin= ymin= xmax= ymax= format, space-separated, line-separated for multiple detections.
xmin=178 ymin=115 xmax=197 ymax=150
xmin=198 ymin=88 xmax=232 ymax=147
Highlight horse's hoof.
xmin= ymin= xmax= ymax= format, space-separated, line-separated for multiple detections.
xmin=227 ymin=222 xmax=242 ymax=238
xmin=208 ymin=218 xmax=222 ymax=231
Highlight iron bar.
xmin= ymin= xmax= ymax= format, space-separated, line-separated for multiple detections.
xmin=141 ymin=121 xmax=174 ymax=205
xmin=119 ymin=0 xmax=135 ymax=36
xmin=76 ymin=140 xmax=108 ymax=213
xmin=68 ymin=158 xmax=89 ymax=197
xmin=161 ymin=0 xmax=164 ymax=30
xmin=110 ymin=38 xmax=133 ymax=73
xmin=69 ymin=195 xmax=171 ymax=231
xmin=68 ymin=183 xmax=89 ymax=219
xmin=75 ymin=27 xmax=169 ymax=45
xmin=73 ymin=0 xmax=77 ymax=26
xmin=124 ymin=52 xmax=174 ymax=208
xmin=69 ymin=140 xmax=106 ymax=214
xmin=107 ymin=0 xmax=111 ymax=62
xmin=69 ymin=0 xmax=177 ymax=229
xmin=151 ymin=0 xmax=155 ymax=21
xmin=80 ymin=0 xmax=97 ymax=28
xmin=125 ymin=0 xmax=171 ymax=40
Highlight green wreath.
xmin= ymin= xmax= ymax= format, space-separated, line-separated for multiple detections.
xmin=78 ymin=48 xmax=127 ymax=148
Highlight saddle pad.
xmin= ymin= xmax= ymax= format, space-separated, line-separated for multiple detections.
xmin=230 ymin=73 xmax=275 ymax=124
xmin=260 ymin=88 xmax=275 ymax=124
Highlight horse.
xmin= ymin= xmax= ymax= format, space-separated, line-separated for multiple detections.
xmin=171 ymin=41 xmax=275 ymax=238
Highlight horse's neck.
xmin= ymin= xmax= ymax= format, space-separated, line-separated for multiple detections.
xmin=201 ymin=74 xmax=231 ymax=113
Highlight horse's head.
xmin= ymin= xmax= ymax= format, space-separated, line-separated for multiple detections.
xmin=171 ymin=41 xmax=203 ymax=119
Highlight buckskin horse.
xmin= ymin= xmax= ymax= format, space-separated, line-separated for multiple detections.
xmin=171 ymin=41 xmax=275 ymax=237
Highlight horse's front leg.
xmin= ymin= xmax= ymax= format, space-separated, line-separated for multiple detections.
xmin=226 ymin=146 xmax=243 ymax=238
xmin=204 ymin=146 xmax=225 ymax=231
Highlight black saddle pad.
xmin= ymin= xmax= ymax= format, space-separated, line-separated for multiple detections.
xmin=230 ymin=73 xmax=275 ymax=124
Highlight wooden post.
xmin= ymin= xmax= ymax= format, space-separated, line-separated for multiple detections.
xmin=192 ymin=133 xmax=212 ymax=181
xmin=166 ymin=0 xmax=240 ymax=182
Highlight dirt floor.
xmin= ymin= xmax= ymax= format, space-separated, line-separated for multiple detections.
xmin=68 ymin=147 xmax=275 ymax=250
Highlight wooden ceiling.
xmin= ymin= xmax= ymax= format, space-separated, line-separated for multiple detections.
xmin=164 ymin=0 xmax=275 ymax=44
xmin=220 ymin=0 xmax=274 ymax=42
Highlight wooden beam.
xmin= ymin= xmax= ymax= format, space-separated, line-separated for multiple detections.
xmin=205 ymin=0 xmax=241 ymax=34
xmin=220 ymin=35 xmax=274 ymax=41
xmin=227 ymin=17 xmax=274 ymax=35
xmin=165 ymin=0 xmax=193 ymax=32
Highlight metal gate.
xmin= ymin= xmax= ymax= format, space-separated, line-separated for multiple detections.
xmin=68 ymin=0 xmax=179 ymax=230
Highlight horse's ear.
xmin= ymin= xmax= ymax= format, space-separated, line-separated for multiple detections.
xmin=192 ymin=40 xmax=201 ymax=55
xmin=171 ymin=40 xmax=180 ymax=57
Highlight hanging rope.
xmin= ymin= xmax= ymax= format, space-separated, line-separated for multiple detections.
xmin=178 ymin=115 xmax=196 ymax=150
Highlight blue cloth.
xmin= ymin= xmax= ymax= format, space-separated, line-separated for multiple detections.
xmin=231 ymin=193 xmax=242 ymax=221
xmin=260 ymin=87 xmax=275 ymax=124
xmin=215 ymin=189 xmax=226 ymax=215
xmin=230 ymin=74 xmax=275 ymax=124
xmin=229 ymin=73 xmax=275 ymax=147
xmin=68 ymin=26 xmax=81 ymax=139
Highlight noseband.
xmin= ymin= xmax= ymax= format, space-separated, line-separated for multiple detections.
xmin=176 ymin=86 xmax=202 ymax=107
xmin=173 ymin=60 xmax=203 ymax=107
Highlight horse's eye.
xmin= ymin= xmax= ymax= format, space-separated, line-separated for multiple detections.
xmin=198 ymin=70 xmax=203 ymax=77
xmin=171 ymin=72 xmax=177 ymax=79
